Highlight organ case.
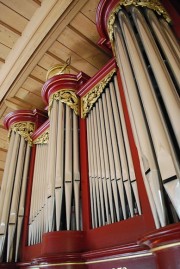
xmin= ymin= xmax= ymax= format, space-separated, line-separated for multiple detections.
xmin=0 ymin=0 xmax=179 ymax=268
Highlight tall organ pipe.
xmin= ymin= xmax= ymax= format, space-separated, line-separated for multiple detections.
xmin=117 ymin=9 xmax=180 ymax=219
xmin=114 ymin=21 xmax=161 ymax=228
xmin=131 ymin=7 xmax=180 ymax=147
xmin=146 ymin=9 xmax=180 ymax=88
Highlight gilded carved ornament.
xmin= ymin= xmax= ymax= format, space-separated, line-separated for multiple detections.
xmin=81 ymin=69 xmax=116 ymax=118
xmin=46 ymin=58 xmax=80 ymax=116
xmin=48 ymin=89 xmax=79 ymax=116
xmin=33 ymin=128 xmax=49 ymax=145
xmin=9 ymin=121 xmax=35 ymax=145
xmin=107 ymin=0 xmax=171 ymax=42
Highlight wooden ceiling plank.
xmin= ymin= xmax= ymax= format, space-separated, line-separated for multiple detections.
xmin=0 ymin=161 xmax=5 ymax=170
xmin=5 ymin=97 xmax=32 ymax=110
xmin=0 ymin=24 xmax=19 ymax=48
xmin=31 ymin=65 xmax=47 ymax=82
xmin=32 ymin=0 xmax=42 ymax=6
xmin=0 ymin=62 xmax=4 ymax=69
xmin=0 ymin=104 xmax=8 ymax=119
xmin=0 ymin=127 xmax=8 ymax=141
xmin=0 ymin=43 xmax=11 ymax=61
xmin=38 ymin=53 xmax=64 ymax=71
xmin=0 ymin=171 xmax=4 ymax=188
xmin=70 ymin=12 xmax=99 ymax=44
xmin=48 ymin=41 xmax=98 ymax=76
xmin=0 ymin=0 xmax=74 ymax=100
xmin=15 ymin=89 xmax=45 ymax=109
xmin=57 ymin=26 xmax=109 ymax=69
xmin=39 ymin=51 xmax=78 ymax=75
xmin=23 ymin=93 xmax=44 ymax=109
xmin=0 ymin=150 xmax=7 ymax=162
xmin=14 ymin=88 xmax=29 ymax=100
xmin=0 ymin=140 xmax=8 ymax=151
xmin=0 ymin=0 xmax=88 ymax=102
xmin=0 ymin=0 xmax=40 ymax=20
xmin=46 ymin=51 xmax=80 ymax=75
xmin=21 ymin=77 xmax=43 ymax=97
xmin=29 ymin=74 xmax=44 ymax=85
xmin=0 ymin=3 xmax=28 ymax=33
xmin=81 ymin=0 xmax=99 ymax=23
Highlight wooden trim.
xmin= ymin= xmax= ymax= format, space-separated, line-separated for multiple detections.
xmin=0 ymin=0 xmax=89 ymax=102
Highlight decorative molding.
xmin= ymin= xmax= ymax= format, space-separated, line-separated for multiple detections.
xmin=107 ymin=0 xmax=171 ymax=42
xmin=48 ymin=89 xmax=79 ymax=115
xmin=27 ymin=252 xmax=152 ymax=268
xmin=151 ymin=242 xmax=180 ymax=252
xmin=81 ymin=69 xmax=116 ymax=118
xmin=9 ymin=121 xmax=35 ymax=145
xmin=42 ymin=72 xmax=89 ymax=106
xmin=33 ymin=128 xmax=49 ymax=144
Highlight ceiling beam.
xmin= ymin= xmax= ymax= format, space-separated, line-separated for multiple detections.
xmin=0 ymin=0 xmax=88 ymax=102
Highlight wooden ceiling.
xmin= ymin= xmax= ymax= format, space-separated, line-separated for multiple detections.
xmin=0 ymin=0 xmax=111 ymax=186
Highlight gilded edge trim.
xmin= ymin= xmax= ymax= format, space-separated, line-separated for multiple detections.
xmin=151 ymin=241 xmax=180 ymax=252
xmin=28 ymin=252 xmax=152 ymax=268
xmin=81 ymin=68 xmax=116 ymax=118
xmin=107 ymin=0 xmax=171 ymax=42
xmin=9 ymin=121 xmax=35 ymax=146
xmin=48 ymin=89 xmax=79 ymax=116
xmin=33 ymin=128 xmax=49 ymax=145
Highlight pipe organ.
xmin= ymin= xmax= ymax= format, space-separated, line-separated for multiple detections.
xmin=0 ymin=0 xmax=179 ymax=268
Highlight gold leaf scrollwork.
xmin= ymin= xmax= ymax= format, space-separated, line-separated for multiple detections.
xmin=9 ymin=121 xmax=35 ymax=145
xmin=108 ymin=0 xmax=171 ymax=42
xmin=108 ymin=5 xmax=122 ymax=43
xmin=81 ymin=69 xmax=116 ymax=118
xmin=48 ymin=89 xmax=79 ymax=116
xmin=33 ymin=128 xmax=49 ymax=145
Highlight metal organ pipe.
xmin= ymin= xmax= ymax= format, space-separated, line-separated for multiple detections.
xmin=7 ymin=136 xmax=26 ymax=261
xmin=73 ymin=112 xmax=81 ymax=230
xmin=88 ymin=112 xmax=99 ymax=227
xmin=46 ymin=100 xmax=58 ymax=232
xmin=86 ymin=77 xmax=144 ymax=227
xmin=95 ymin=102 xmax=110 ymax=225
xmin=131 ymin=7 xmax=180 ymax=147
xmin=0 ymin=133 xmax=20 ymax=260
xmin=160 ymin=19 xmax=180 ymax=60
xmin=146 ymin=9 xmax=180 ymax=88
xmin=113 ymin=7 xmax=180 ymax=223
xmin=0 ymin=131 xmax=16 ymax=223
xmin=92 ymin=107 xmax=105 ymax=226
xmin=98 ymin=99 xmax=115 ymax=224
xmin=28 ymin=143 xmax=48 ymax=246
xmin=108 ymin=82 xmax=129 ymax=220
xmin=87 ymin=115 xmax=96 ymax=228
xmin=113 ymin=23 xmax=162 ymax=228
xmin=55 ymin=101 xmax=65 ymax=231
xmin=15 ymin=144 xmax=31 ymax=261
xmin=28 ymin=99 xmax=82 ymax=243
xmin=0 ymin=119 xmax=34 ymax=262
xmin=64 ymin=105 xmax=73 ymax=231
xmin=102 ymin=91 xmax=120 ymax=222
xmin=113 ymin=77 xmax=141 ymax=216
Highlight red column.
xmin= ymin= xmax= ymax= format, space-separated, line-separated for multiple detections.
xmin=79 ymin=118 xmax=91 ymax=231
